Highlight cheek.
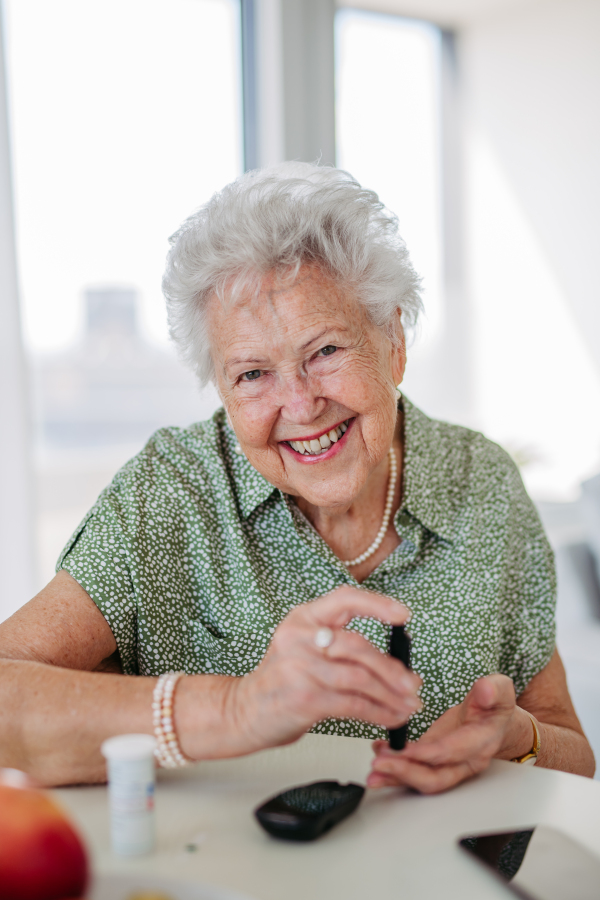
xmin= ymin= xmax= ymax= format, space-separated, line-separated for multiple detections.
xmin=329 ymin=357 xmax=397 ymax=445
xmin=326 ymin=353 xmax=395 ymax=410
xmin=231 ymin=400 xmax=277 ymax=446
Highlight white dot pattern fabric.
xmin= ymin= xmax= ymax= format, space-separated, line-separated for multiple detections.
xmin=57 ymin=397 xmax=556 ymax=742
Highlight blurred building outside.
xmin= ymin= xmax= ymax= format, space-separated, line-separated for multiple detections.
xmin=32 ymin=286 xmax=220 ymax=583
xmin=3 ymin=0 xmax=241 ymax=594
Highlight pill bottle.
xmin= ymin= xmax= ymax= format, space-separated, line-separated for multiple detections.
xmin=101 ymin=733 xmax=157 ymax=856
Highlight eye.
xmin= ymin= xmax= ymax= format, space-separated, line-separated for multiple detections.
xmin=318 ymin=345 xmax=337 ymax=357
xmin=241 ymin=369 xmax=262 ymax=382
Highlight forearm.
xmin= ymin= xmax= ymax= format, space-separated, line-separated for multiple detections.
xmin=0 ymin=659 xmax=245 ymax=786
xmin=0 ymin=659 xmax=149 ymax=784
xmin=535 ymin=720 xmax=595 ymax=777
xmin=498 ymin=705 xmax=595 ymax=778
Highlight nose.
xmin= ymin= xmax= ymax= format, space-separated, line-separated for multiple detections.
xmin=277 ymin=373 xmax=326 ymax=425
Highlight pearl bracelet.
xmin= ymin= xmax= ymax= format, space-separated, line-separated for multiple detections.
xmin=152 ymin=672 xmax=190 ymax=768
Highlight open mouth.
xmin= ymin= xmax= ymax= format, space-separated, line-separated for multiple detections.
xmin=283 ymin=418 xmax=352 ymax=457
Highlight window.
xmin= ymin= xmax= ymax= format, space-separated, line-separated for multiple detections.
xmin=336 ymin=9 xmax=443 ymax=394
xmin=5 ymin=0 xmax=241 ymax=588
xmin=336 ymin=8 xmax=600 ymax=501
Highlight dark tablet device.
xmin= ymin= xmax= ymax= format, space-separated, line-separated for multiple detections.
xmin=459 ymin=825 xmax=600 ymax=899
xmin=388 ymin=624 xmax=411 ymax=751
xmin=254 ymin=780 xmax=365 ymax=841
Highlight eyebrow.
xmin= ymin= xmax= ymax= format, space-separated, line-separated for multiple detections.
xmin=223 ymin=356 xmax=268 ymax=375
xmin=224 ymin=326 xmax=349 ymax=373
xmin=299 ymin=327 xmax=330 ymax=352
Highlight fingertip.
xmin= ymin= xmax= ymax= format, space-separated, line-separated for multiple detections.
xmin=366 ymin=773 xmax=386 ymax=788
xmin=373 ymin=744 xmax=392 ymax=758
xmin=472 ymin=676 xmax=498 ymax=708
xmin=390 ymin=604 xmax=410 ymax=625
xmin=405 ymin=747 xmax=441 ymax=765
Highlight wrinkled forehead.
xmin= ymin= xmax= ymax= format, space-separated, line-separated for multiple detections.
xmin=213 ymin=263 xmax=352 ymax=313
xmin=206 ymin=265 xmax=370 ymax=358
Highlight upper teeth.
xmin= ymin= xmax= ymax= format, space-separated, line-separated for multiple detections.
xmin=288 ymin=420 xmax=349 ymax=455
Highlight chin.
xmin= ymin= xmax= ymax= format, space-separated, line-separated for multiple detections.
xmin=299 ymin=477 xmax=365 ymax=511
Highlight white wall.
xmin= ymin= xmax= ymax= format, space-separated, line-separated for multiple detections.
xmin=460 ymin=0 xmax=600 ymax=499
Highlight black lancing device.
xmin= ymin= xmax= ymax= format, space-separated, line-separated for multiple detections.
xmin=388 ymin=624 xmax=412 ymax=751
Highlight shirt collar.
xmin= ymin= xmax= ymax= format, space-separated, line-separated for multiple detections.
xmin=400 ymin=396 xmax=462 ymax=543
xmin=218 ymin=410 xmax=280 ymax=518
xmin=219 ymin=398 xmax=464 ymax=539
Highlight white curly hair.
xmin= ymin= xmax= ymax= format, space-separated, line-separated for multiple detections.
xmin=162 ymin=161 xmax=423 ymax=386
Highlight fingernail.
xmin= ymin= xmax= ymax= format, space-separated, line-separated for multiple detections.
xmin=367 ymin=775 xmax=384 ymax=787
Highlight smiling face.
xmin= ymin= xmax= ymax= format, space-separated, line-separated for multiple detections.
xmin=208 ymin=265 xmax=406 ymax=513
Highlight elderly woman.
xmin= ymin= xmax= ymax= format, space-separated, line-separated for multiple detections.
xmin=0 ymin=163 xmax=594 ymax=788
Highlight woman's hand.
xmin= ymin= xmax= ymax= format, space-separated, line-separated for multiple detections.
xmin=227 ymin=586 xmax=422 ymax=754
xmin=367 ymin=674 xmax=533 ymax=794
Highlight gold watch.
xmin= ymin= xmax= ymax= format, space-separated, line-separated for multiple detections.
xmin=511 ymin=713 xmax=541 ymax=766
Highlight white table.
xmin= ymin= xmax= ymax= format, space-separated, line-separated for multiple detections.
xmin=55 ymin=734 xmax=600 ymax=900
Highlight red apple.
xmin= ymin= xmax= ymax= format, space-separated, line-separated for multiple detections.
xmin=0 ymin=770 xmax=89 ymax=900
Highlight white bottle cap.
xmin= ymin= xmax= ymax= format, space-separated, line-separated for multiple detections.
xmin=101 ymin=734 xmax=157 ymax=762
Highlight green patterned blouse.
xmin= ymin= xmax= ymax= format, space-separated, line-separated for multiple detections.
xmin=57 ymin=396 xmax=556 ymax=742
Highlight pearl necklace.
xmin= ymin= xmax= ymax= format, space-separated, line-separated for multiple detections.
xmin=343 ymin=446 xmax=398 ymax=567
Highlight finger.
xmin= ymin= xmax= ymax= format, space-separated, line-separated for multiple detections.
xmin=366 ymin=772 xmax=400 ymax=789
xmin=307 ymin=586 xmax=410 ymax=630
xmin=468 ymin=676 xmax=499 ymax=709
xmin=398 ymin=725 xmax=500 ymax=766
xmin=325 ymin=630 xmax=422 ymax=694
xmin=315 ymin=689 xmax=413 ymax=731
xmin=366 ymin=762 xmax=455 ymax=793
xmin=279 ymin=615 xmax=421 ymax=697
xmin=368 ymin=755 xmax=486 ymax=794
xmin=465 ymin=675 xmax=515 ymax=718
xmin=367 ymin=768 xmax=428 ymax=790
xmin=372 ymin=739 xmax=393 ymax=756
xmin=372 ymin=740 xmax=414 ymax=758
xmin=310 ymin=658 xmax=420 ymax=724
xmin=371 ymin=742 xmax=489 ymax=779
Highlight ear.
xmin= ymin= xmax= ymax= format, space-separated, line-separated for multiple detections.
xmin=390 ymin=310 xmax=407 ymax=387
